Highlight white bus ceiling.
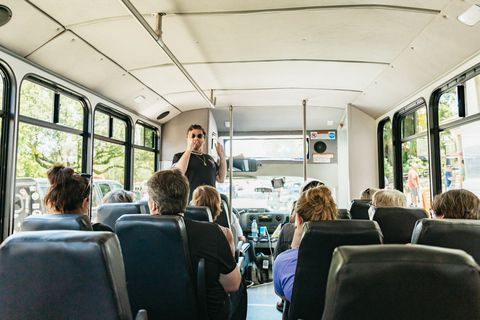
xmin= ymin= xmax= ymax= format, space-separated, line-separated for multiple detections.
xmin=1 ymin=0 xmax=479 ymax=131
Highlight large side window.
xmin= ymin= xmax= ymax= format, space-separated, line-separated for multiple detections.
xmin=15 ymin=78 xmax=87 ymax=231
xmin=134 ymin=122 xmax=158 ymax=200
xmin=378 ymin=118 xmax=393 ymax=189
xmin=394 ymin=101 xmax=430 ymax=210
xmin=433 ymin=73 xmax=480 ymax=195
xmin=93 ymin=107 xmax=131 ymax=192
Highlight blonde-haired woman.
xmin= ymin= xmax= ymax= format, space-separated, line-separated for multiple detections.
xmin=273 ymin=185 xmax=337 ymax=302
xmin=192 ymin=185 xmax=235 ymax=255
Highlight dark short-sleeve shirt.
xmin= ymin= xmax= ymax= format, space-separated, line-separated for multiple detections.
xmin=172 ymin=151 xmax=219 ymax=200
xmin=183 ymin=217 xmax=237 ymax=320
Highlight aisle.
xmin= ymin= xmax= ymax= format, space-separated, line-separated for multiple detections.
xmin=246 ymin=282 xmax=282 ymax=320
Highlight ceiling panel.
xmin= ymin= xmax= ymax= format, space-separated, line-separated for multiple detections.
xmin=0 ymin=0 xmax=63 ymax=57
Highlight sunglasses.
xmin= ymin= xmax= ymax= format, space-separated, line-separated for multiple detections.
xmin=191 ymin=133 xmax=204 ymax=139
xmin=80 ymin=173 xmax=92 ymax=198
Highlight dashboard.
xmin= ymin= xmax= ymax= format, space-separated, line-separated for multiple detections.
xmin=237 ymin=208 xmax=290 ymax=234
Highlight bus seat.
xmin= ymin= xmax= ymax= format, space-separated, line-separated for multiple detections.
xmin=21 ymin=213 xmax=93 ymax=231
xmin=185 ymin=205 xmax=213 ymax=222
xmin=287 ymin=220 xmax=383 ymax=320
xmin=97 ymin=203 xmax=147 ymax=230
xmin=337 ymin=209 xmax=352 ymax=219
xmin=215 ymin=198 xmax=231 ymax=228
xmin=349 ymin=199 xmax=370 ymax=219
xmin=372 ymin=206 xmax=428 ymax=244
xmin=411 ymin=218 xmax=480 ymax=263
xmin=0 ymin=230 xmax=135 ymax=320
xmin=322 ymin=244 xmax=480 ymax=320
xmin=115 ymin=214 xmax=205 ymax=320
xmin=137 ymin=200 xmax=150 ymax=214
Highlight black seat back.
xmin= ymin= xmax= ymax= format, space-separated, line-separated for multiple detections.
xmin=349 ymin=199 xmax=370 ymax=219
xmin=373 ymin=206 xmax=428 ymax=243
xmin=337 ymin=209 xmax=351 ymax=219
xmin=0 ymin=231 xmax=132 ymax=320
xmin=21 ymin=214 xmax=93 ymax=231
xmin=412 ymin=218 xmax=480 ymax=264
xmin=288 ymin=220 xmax=383 ymax=320
xmin=185 ymin=205 xmax=213 ymax=222
xmin=137 ymin=200 xmax=150 ymax=214
xmin=322 ymin=244 xmax=480 ymax=320
xmin=97 ymin=203 xmax=146 ymax=230
xmin=215 ymin=198 xmax=231 ymax=228
xmin=115 ymin=214 xmax=200 ymax=320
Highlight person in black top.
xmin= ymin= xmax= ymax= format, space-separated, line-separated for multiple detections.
xmin=172 ymin=124 xmax=227 ymax=201
xmin=147 ymin=168 xmax=241 ymax=320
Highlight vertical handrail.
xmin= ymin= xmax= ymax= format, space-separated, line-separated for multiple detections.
xmin=228 ymin=105 xmax=234 ymax=225
xmin=302 ymin=100 xmax=307 ymax=181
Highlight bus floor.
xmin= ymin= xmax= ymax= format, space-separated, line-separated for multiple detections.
xmin=246 ymin=282 xmax=282 ymax=320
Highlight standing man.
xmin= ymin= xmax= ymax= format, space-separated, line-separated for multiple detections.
xmin=408 ymin=163 xmax=420 ymax=207
xmin=445 ymin=164 xmax=455 ymax=190
xmin=173 ymin=124 xmax=227 ymax=200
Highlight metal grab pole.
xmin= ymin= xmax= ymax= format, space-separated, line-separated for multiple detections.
xmin=228 ymin=105 xmax=235 ymax=237
xmin=302 ymin=100 xmax=307 ymax=182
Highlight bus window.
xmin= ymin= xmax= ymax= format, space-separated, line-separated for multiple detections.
xmin=15 ymin=79 xmax=86 ymax=231
xmin=93 ymin=109 xmax=128 ymax=185
xmin=398 ymin=105 xmax=430 ymax=210
xmin=134 ymin=123 xmax=157 ymax=201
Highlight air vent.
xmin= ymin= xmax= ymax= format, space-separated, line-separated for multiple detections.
xmin=249 ymin=215 xmax=256 ymax=221
xmin=275 ymin=215 xmax=282 ymax=222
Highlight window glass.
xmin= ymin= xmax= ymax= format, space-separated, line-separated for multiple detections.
xmin=402 ymin=137 xmax=430 ymax=209
xmin=465 ymin=74 xmax=480 ymax=116
xmin=20 ymin=80 xmax=53 ymax=121
xmin=134 ymin=149 xmax=155 ymax=200
xmin=439 ymin=122 xmax=480 ymax=196
xmin=145 ymin=127 xmax=154 ymax=149
xmin=59 ymin=95 xmax=83 ymax=130
xmin=93 ymin=139 xmax=125 ymax=184
xmin=94 ymin=111 xmax=109 ymax=137
xmin=112 ymin=117 xmax=126 ymax=141
xmin=135 ymin=124 xmax=144 ymax=146
xmin=224 ymin=137 xmax=304 ymax=159
xmin=383 ymin=121 xmax=394 ymax=188
xmin=98 ymin=183 xmax=112 ymax=197
xmin=401 ymin=108 xmax=427 ymax=139
xmin=401 ymin=113 xmax=415 ymax=138
xmin=439 ymin=88 xmax=458 ymax=124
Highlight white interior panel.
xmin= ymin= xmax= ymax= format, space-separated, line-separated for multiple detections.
xmin=0 ymin=0 xmax=63 ymax=57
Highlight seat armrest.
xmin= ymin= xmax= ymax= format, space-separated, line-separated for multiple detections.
xmin=135 ymin=309 xmax=148 ymax=320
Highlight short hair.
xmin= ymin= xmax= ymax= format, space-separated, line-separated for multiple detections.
xmin=43 ymin=164 xmax=90 ymax=213
xmin=432 ymin=189 xmax=480 ymax=220
xmin=361 ymin=188 xmax=379 ymax=200
xmin=102 ymin=189 xmax=134 ymax=204
xmin=192 ymin=185 xmax=222 ymax=220
xmin=147 ymin=169 xmax=190 ymax=215
xmin=186 ymin=124 xmax=206 ymax=137
xmin=373 ymin=189 xmax=407 ymax=207
xmin=296 ymin=186 xmax=337 ymax=222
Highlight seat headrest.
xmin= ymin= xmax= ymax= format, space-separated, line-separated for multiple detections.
xmin=137 ymin=200 xmax=150 ymax=214
xmin=288 ymin=220 xmax=383 ymax=319
xmin=220 ymin=193 xmax=230 ymax=207
xmin=373 ymin=206 xmax=428 ymax=243
xmin=323 ymin=244 xmax=480 ymax=320
xmin=97 ymin=202 xmax=147 ymax=230
xmin=337 ymin=209 xmax=352 ymax=220
xmin=184 ymin=205 xmax=213 ymax=222
xmin=115 ymin=214 xmax=198 ymax=318
xmin=0 ymin=231 xmax=131 ymax=319
xmin=349 ymin=199 xmax=370 ymax=220
xmin=21 ymin=214 xmax=93 ymax=231
xmin=412 ymin=218 xmax=480 ymax=263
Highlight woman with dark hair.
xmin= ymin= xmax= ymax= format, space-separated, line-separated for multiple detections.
xmin=44 ymin=164 xmax=112 ymax=231
xmin=273 ymin=185 xmax=337 ymax=303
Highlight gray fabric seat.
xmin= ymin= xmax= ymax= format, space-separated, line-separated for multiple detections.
xmin=97 ymin=203 xmax=148 ymax=230
xmin=21 ymin=213 xmax=93 ymax=231
xmin=184 ymin=205 xmax=213 ymax=222
xmin=349 ymin=199 xmax=370 ymax=220
xmin=372 ymin=206 xmax=428 ymax=243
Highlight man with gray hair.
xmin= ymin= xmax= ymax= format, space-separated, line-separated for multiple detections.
xmin=147 ymin=168 xmax=243 ymax=320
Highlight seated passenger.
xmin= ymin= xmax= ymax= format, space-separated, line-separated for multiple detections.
xmin=102 ymin=189 xmax=134 ymax=204
xmin=368 ymin=189 xmax=407 ymax=220
xmin=360 ymin=187 xmax=379 ymax=200
xmin=147 ymin=169 xmax=243 ymax=320
xmin=431 ymin=189 xmax=480 ymax=220
xmin=43 ymin=164 xmax=113 ymax=232
xmin=273 ymin=185 xmax=337 ymax=302
xmin=192 ymin=185 xmax=235 ymax=255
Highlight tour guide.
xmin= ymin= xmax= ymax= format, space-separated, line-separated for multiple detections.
xmin=172 ymin=124 xmax=227 ymax=200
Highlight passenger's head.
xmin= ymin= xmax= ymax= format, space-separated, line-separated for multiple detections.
xmin=360 ymin=188 xmax=379 ymax=200
xmin=102 ymin=189 xmax=134 ymax=204
xmin=296 ymin=186 xmax=337 ymax=223
xmin=446 ymin=164 xmax=452 ymax=172
xmin=431 ymin=189 xmax=480 ymax=220
xmin=43 ymin=164 xmax=91 ymax=214
xmin=147 ymin=169 xmax=189 ymax=215
xmin=300 ymin=179 xmax=325 ymax=194
xmin=372 ymin=189 xmax=407 ymax=207
xmin=192 ymin=185 xmax=222 ymax=220
xmin=187 ymin=124 xmax=206 ymax=138
xmin=412 ymin=164 xmax=418 ymax=170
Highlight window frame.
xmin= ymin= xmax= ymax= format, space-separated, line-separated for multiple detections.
xmin=377 ymin=117 xmax=391 ymax=188
xmin=133 ymin=120 xmax=159 ymax=181
xmin=93 ymin=104 xmax=133 ymax=190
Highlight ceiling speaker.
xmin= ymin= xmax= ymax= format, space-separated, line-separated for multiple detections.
xmin=0 ymin=6 xmax=12 ymax=27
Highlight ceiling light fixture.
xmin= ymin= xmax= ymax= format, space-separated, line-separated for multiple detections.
xmin=327 ymin=120 xmax=334 ymax=126
xmin=133 ymin=95 xmax=146 ymax=104
xmin=225 ymin=121 xmax=230 ymax=128
xmin=458 ymin=5 xmax=480 ymax=26
xmin=157 ymin=111 xmax=170 ymax=120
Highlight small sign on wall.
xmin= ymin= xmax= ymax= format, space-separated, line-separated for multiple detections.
xmin=310 ymin=131 xmax=336 ymax=140
xmin=313 ymin=153 xmax=334 ymax=163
